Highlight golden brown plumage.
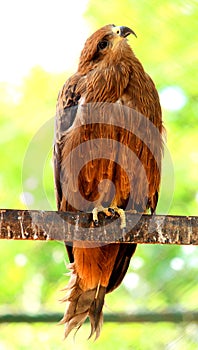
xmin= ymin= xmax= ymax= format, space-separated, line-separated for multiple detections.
xmin=54 ymin=24 xmax=163 ymax=339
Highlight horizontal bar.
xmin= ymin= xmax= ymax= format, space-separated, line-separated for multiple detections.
xmin=1 ymin=311 xmax=198 ymax=323
xmin=0 ymin=209 xmax=197 ymax=244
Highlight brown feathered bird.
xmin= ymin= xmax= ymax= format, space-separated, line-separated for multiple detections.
xmin=54 ymin=24 xmax=163 ymax=339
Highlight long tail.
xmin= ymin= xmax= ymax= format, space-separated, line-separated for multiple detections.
xmin=60 ymin=262 xmax=106 ymax=339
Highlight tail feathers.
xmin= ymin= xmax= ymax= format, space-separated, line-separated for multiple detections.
xmin=89 ymin=285 xmax=105 ymax=339
xmin=60 ymin=263 xmax=106 ymax=339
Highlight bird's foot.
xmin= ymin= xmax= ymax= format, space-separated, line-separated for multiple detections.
xmin=92 ymin=206 xmax=110 ymax=226
xmin=92 ymin=205 xmax=127 ymax=237
xmin=107 ymin=206 xmax=126 ymax=230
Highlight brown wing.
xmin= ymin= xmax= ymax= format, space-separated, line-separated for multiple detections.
xmin=54 ymin=74 xmax=82 ymax=263
xmin=54 ymin=74 xmax=81 ymax=210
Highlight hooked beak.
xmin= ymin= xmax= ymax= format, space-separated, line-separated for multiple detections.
xmin=112 ymin=25 xmax=137 ymax=38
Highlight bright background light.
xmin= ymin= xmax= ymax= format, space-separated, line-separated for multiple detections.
xmin=0 ymin=0 xmax=89 ymax=84
xmin=0 ymin=2 xmax=198 ymax=349
xmin=159 ymin=86 xmax=187 ymax=111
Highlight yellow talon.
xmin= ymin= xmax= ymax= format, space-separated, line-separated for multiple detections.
xmin=115 ymin=208 xmax=126 ymax=230
xmin=92 ymin=207 xmax=99 ymax=224
xmin=92 ymin=206 xmax=107 ymax=226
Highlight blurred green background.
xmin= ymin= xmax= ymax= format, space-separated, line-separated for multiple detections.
xmin=0 ymin=0 xmax=198 ymax=349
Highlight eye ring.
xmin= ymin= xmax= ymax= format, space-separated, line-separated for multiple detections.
xmin=98 ymin=40 xmax=109 ymax=50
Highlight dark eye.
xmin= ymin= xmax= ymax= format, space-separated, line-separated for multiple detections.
xmin=98 ymin=40 xmax=108 ymax=50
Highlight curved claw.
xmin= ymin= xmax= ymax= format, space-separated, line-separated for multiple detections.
xmin=94 ymin=220 xmax=99 ymax=227
xmin=108 ymin=207 xmax=115 ymax=215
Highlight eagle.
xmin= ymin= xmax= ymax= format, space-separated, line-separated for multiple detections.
xmin=54 ymin=24 xmax=163 ymax=339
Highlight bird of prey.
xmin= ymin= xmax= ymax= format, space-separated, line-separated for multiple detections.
xmin=54 ymin=24 xmax=163 ymax=339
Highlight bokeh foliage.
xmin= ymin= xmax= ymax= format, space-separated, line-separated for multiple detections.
xmin=0 ymin=0 xmax=198 ymax=349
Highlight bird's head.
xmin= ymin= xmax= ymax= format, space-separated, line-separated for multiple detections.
xmin=78 ymin=24 xmax=137 ymax=74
